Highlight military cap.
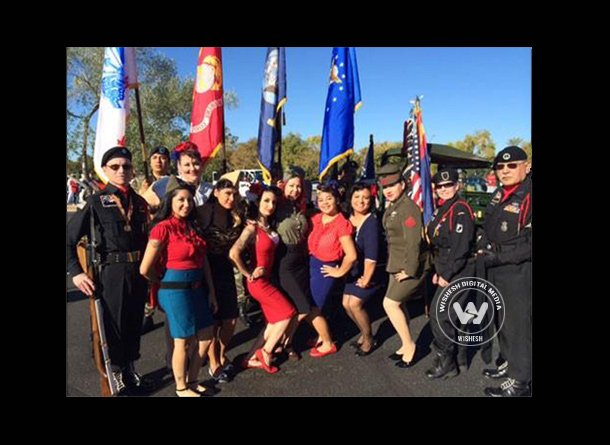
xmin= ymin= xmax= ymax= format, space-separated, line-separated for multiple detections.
xmin=376 ymin=163 xmax=403 ymax=187
xmin=494 ymin=146 xmax=527 ymax=167
xmin=150 ymin=146 xmax=170 ymax=158
xmin=165 ymin=175 xmax=193 ymax=195
xmin=284 ymin=165 xmax=305 ymax=181
xmin=101 ymin=146 xmax=132 ymax=166
xmin=432 ymin=167 xmax=459 ymax=185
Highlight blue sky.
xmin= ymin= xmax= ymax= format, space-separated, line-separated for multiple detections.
xmin=157 ymin=47 xmax=531 ymax=154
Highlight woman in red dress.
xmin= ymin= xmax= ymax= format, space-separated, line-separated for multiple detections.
xmin=229 ymin=186 xmax=296 ymax=373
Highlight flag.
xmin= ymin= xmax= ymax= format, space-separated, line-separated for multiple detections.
xmin=361 ymin=134 xmax=375 ymax=180
xmin=257 ymin=47 xmax=287 ymax=184
xmin=190 ymin=47 xmax=225 ymax=165
xmin=93 ymin=47 xmax=137 ymax=183
xmin=319 ymin=47 xmax=362 ymax=181
xmin=406 ymin=97 xmax=434 ymax=224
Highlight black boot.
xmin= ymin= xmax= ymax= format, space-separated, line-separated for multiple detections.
xmin=484 ymin=378 xmax=531 ymax=397
xmin=425 ymin=352 xmax=459 ymax=380
xmin=482 ymin=360 xmax=508 ymax=379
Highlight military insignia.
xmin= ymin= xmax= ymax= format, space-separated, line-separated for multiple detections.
xmin=440 ymin=171 xmax=450 ymax=181
xmin=504 ymin=205 xmax=520 ymax=214
xmin=502 ymin=153 xmax=510 ymax=160
xmin=491 ymin=191 xmax=502 ymax=205
xmin=100 ymin=195 xmax=118 ymax=207
xmin=390 ymin=210 xmax=398 ymax=219
xmin=456 ymin=223 xmax=463 ymax=233
xmin=501 ymin=221 xmax=509 ymax=232
xmin=404 ymin=216 xmax=417 ymax=228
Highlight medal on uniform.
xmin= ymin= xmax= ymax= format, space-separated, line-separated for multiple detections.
xmin=501 ymin=221 xmax=508 ymax=232
xmin=109 ymin=193 xmax=134 ymax=234
xmin=124 ymin=224 xmax=132 ymax=232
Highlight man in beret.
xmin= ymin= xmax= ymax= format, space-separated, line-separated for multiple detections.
xmin=137 ymin=146 xmax=171 ymax=196
xmin=478 ymin=146 xmax=532 ymax=396
xmin=67 ymin=146 xmax=152 ymax=395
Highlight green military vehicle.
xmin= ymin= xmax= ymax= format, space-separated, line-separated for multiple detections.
xmin=380 ymin=143 xmax=493 ymax=224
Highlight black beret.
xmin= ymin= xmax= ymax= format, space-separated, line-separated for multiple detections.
xmin=150 ymin=146 xmax=170 ymax=158
xmin=432 ymin=167 xmax=459 ymax=185
xmin=377 ymin=163 xmax=403 ymax=187
xmin=494 ymin=146 xmax=527 ymax=167
xmin=101 ymin=146 xmax=132 ymax=166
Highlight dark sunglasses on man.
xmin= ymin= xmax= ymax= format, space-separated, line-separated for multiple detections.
xmin=495 ymin=162 xmax=524 ymax=171
xmin=107 ymin=163 xmax=133 ymax=171
xmin=436 ymin=182 xmax=455 ymax=189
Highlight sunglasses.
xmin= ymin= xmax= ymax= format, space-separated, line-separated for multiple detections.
xmin=436 ymin=182 xmax=455 ymax=189
xmin=107 ymin=163 xmax=133 ymax=171
xmin=495 ymin=162 xmax=522 ymax=171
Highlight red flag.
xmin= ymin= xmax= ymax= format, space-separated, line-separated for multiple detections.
xmin=190 ymin=47 xmax=224 ymax=165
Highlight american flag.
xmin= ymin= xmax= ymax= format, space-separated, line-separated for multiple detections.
xmin=405 ymin=97 xmax=434 ymax=224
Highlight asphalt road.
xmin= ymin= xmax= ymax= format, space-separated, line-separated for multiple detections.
xmin=66 ymin=208 xmax=499 ymax=397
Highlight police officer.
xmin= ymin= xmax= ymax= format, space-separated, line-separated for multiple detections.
xmin=478 ymin=146 xmax=532 ymax=397
xmin=377 ymin=163 xmax=430 ymax=368
xmin=67 ymin=147 xmax=151 ymax=394
xmin=425 ymin=168 xmax=476 ymax=380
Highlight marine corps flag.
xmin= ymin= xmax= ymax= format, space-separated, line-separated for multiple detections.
xmin=319 ymin=47 xmax=362 ymax=181
xmin=190 ymin=47 xmax=225 ymax=165
xmin=93 ymin=47 xmax=138 ymax=183
xmin=257 ymin=47 xmax=287 ymax=184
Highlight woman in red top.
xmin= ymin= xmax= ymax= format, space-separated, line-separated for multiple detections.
xmin=307 ymin=183 xmax=357 ymax=358
xmin=229 ymin=186 xmax=296 ymax=373
xmin=140 ymin=177 xmax=218 ymax=397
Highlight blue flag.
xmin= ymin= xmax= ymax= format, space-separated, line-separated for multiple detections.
xmin=362 ymin=134 xmax=376 ymax=180
xmin=257 ymin=47 xmax=287 ymax=184
xmin=319 ymin=47 xmax=362 ymax=181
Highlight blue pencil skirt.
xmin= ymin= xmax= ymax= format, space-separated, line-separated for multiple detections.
xmin=309 ymin=256 xmax=341 ymax=308
xmin=158 ymin=268 xmax=214 ymax=339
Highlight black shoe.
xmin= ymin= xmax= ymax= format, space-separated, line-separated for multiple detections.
xmin=425 ymin=352 xmax=459 ymax=380
xmin=123 ymin=364 xmax=154 ymax=391
xmin=355 ymin=340 xmax=378 ymax=357
xmin=388 ymin=352 xmax=403 ymax=361
xmin=484 ymin=378 xmax=531 ymax=397
xmin=141 ymin=315 xmax=154 ymax=334
xmin=349 ymin=340 xmax=363 ymax=349
xmin=395 ymin=346 xmax=419 ymax=368
xmin=482 ymin=361 xmax=508 ymax=379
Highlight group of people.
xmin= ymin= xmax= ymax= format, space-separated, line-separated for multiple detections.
xmin=67 ymin=141 xmax=531 ymax=397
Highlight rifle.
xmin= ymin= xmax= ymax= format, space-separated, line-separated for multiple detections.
xmin=84 ymin=210 xmax=120 ymax=396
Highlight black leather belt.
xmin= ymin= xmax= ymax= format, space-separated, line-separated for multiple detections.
xmin=102 ymin=251 xmax=141 ymax=264
xmin=159 ymin=281 xmax=202 ymax=290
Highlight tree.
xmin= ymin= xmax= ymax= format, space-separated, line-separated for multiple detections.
xmin=67 ymin=47 xmax=239 ymax=178
xmin=448 ymin=130 xmax=496 ymax=160
xmin=507 ymin=137 xmax=532 ymax=161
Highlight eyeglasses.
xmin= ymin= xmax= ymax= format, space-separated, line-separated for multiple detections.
xmin=436 ymin=182 xmax=455 ymax=189
xmin=107 ymin=163 xmax=133 ymax=171
xmin=495 ymin=162 xmax=522 ymax=171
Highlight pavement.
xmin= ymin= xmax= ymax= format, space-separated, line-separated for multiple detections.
xmin=66 ymin=209 xmax=502 ymax=397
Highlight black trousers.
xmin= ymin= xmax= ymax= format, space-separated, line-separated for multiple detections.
xmin=100 ymin=262 xmax=147 ymax=369
xmin=429 ymin=265 xmax=474 ymax=358
xmin=488 ymin=261 xmax=532 ymax=383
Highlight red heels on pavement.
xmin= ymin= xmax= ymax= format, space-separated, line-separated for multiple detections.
xmin=309 ymin=342 xmax=338 ymax=358
xmin=255 ymin=348 xmax=279 ymax=374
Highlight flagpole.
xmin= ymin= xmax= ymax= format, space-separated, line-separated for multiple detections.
xmin=133 ymin=86 xmax=151 ymax=184
xmin=221 ymin=103 xmax=227 ymax=175
xmin=276 ymin=110 xmax=284 ymax=181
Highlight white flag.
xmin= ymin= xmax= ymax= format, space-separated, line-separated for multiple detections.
xmin=93 ymin=47 xmax=137 ymax=183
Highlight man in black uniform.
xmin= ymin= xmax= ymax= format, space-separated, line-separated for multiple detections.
xmin=425 ymin=168 xmax=476 ymax=380
xmin=478 ymin=146 xmax=532 ymax=397
xmin=67 ymin=147 xmax=151 ymax=394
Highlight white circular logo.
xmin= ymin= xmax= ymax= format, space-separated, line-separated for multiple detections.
xmin=502 ymin=153 xmax=510 ymax=160
xmin=434 ymin=277 xmax=505 ymax=347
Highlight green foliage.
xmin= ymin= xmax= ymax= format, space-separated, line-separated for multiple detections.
xmin=67 ymin=47 xmax=240 ymax=179
xmin=448 ymin=130 xmax=496 ymax=160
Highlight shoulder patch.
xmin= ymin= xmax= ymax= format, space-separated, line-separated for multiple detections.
xmin=99 ymin=195 xmax=117 ymax=207
xmin=404 ymin=216 xmax=417 ymax=228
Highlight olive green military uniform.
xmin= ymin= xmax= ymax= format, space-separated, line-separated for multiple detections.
xmin=382 ymin=191 xmax=430 ymax=302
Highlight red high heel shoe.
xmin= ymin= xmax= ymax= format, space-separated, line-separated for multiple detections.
xmin=309 ymin=342 xmax=338 ymax=358
xmin=241 ymin=356 xmax=263 ymax=370
xmin=255 ymin=348 xmax=279 ymax=374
